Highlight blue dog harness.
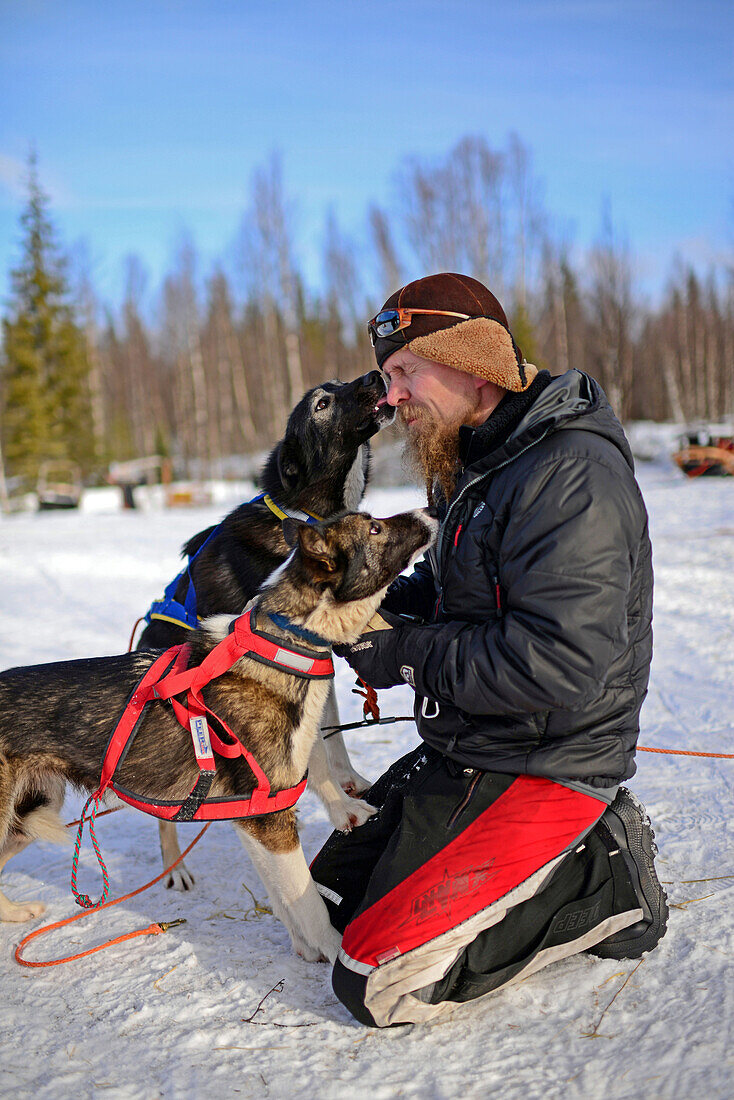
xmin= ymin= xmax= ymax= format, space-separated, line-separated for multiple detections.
xmin=144 ymin=492 xmax=323 ymax=633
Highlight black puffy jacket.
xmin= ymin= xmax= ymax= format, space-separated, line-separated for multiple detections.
xmin=347 ymin=370 xmax=653 ymax=788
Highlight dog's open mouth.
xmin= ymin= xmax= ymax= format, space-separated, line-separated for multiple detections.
xmin=374 ymin=401 xmax=395 ymax=425
xmin=357 ymin=401 xmax=395 ymax=434
xmin=354 ymin=409 xmax=393 ymax=437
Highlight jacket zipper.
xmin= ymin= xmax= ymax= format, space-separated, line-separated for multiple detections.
xmin=447 ymin=771 xmax=483 ymax=828
xmin=438 ymin=428 xmax=553 ymax=578
xmin=493 ymin=575 xmax=503 ymax=616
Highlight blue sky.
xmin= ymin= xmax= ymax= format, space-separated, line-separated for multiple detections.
xmin=1 ymin=0 xmax=732 ymax=309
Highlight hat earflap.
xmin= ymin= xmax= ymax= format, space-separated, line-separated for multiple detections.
xmin=409 ymin=317 xmax=537 ymax=393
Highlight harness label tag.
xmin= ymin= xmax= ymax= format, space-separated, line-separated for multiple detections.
xmin=274 ymin=647 xmax=315 ymax=674
xmin=190 ymin=715 xmax=216 ymax=768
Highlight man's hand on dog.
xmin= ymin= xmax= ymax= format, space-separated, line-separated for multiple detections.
xmin=334 ymin=607 xmax=410 ymax=689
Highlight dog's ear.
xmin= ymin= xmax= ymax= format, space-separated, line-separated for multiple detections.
xmin=298 ymin=524 xmax=337 ymax=575
xmin=276 ymin=438 xmax=304 ymax=490
xmin=281 ymin=517 xmax=300 ymax=548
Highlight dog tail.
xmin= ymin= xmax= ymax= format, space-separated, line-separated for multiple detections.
xmin=22 ymin=804 xmax=70 ymax=847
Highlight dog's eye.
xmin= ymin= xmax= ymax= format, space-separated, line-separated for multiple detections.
xmin=315 ymin=397 xmax=330 ymax=411
xmin=369 ymin=523 xmax=382 ymax=536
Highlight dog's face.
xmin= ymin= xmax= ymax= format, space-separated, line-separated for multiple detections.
xmin=288 ymin=509 xmax=438 ymax=603
xmin=276 ymin=372 xmax=395 ymax=490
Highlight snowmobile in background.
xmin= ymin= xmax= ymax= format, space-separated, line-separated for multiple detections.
xmin=672 ymin=429 xmax=734 ymax=478
xmin=36 ymin=461 xmax=83 ymax=510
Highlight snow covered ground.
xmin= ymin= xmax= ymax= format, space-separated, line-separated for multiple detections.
xmin=1 ymin=463 xmax=732 ymax=1100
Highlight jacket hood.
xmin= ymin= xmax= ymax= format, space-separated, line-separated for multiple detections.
xmin=462 ymin=370 xmax=634 ymax=476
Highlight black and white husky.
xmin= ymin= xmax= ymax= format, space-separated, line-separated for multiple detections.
xmin=0 ymin=510 xmax=436 ymax=962
xmin=137 ymin=372 xmax=394 ymax=889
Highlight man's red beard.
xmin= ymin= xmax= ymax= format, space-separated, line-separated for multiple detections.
xmin=399 ymin=404 xmax=464 ymax=506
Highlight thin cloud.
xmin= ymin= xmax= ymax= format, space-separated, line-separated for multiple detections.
xmin=0 ymin=154 xmax=26 ymax=201
xmin=0 ymin=152 xmax=76 ymax=209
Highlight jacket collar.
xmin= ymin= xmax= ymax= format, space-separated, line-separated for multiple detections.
xmin=455 ymin=369 xmax=633 ymax=484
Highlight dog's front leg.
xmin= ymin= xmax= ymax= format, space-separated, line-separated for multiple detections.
xmin=159 ymin=821 xmax=195 ymax=891
xmin=235 ymin=820 xmax=341 ymax=963
xmin=308 ymin=734 xmax=377 ymax=833
xmin=320 ymin=684 xmax=370 ymax=795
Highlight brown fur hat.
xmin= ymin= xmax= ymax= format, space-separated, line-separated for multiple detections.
xmin=372 ymin=272 xmax=536 ymax=392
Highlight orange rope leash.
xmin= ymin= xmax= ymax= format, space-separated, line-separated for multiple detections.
xmin=65 ymin=807 xmax=120 ymax=827
xmin=127 ymin=615 xmax=146 ymax=652
xmin=638 ymin=745 xmax=734 ymax=759
xmin=15 ymin=822 xmax=210 ymax=968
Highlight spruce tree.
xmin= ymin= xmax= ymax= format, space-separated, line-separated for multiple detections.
xmin=0 ymin=154 xmax=95 ymax=482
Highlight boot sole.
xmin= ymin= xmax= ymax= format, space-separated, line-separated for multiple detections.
xmin=588 ymin=788 xmax=669 ymax=959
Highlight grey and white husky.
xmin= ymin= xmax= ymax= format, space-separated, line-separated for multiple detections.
xmin=0 ymin=509 xmax=437 ymax=962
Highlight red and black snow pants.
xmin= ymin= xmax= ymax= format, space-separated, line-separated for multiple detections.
xmin=311 ymin=746 xmax=642 ymax=1027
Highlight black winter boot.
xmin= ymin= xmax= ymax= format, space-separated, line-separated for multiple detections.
xmin=588 ymin=787 xmax=668 ymax=959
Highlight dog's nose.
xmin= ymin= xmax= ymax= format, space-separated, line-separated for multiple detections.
xmin=424 ymin=504 xmax=439 ymax=520
xmin=361 ymin=370 xmax=383 ymax=390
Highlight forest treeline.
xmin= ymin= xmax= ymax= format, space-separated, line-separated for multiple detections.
xmin=1 ymin=137 xmax=732 ymax=483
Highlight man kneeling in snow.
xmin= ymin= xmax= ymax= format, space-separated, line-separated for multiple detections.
xmin=311 ymin=272 xmax=667 ymax=1027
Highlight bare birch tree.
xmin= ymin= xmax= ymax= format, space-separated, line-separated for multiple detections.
xmin=368 ymin=204 xmax=403 ymax=300
xmin=587 ymin=206 xmax=636 ymax=418
xmin=202 ymin=269 xmax=255 ymax=462
xmin=160 ymin=240 xmax=209 ymax=472
xmin=395 ymin=134 xmax=545 ymax=310
xmin=235 ymin=155 xmax=304 ymax=435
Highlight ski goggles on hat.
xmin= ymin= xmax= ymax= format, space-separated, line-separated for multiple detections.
xmin=367 ymin=307 xmax=472 ymax=346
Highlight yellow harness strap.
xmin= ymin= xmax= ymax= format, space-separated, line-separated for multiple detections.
xmin=148 ymin=612 xmax=200 ymax=630
xmin=262 ymin=494 xmax=323 ymax=523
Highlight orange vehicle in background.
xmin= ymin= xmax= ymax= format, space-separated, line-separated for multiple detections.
xmin=672 ymin=429 xmax=734 ymax=478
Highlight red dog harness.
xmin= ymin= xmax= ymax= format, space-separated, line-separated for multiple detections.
xmin=94 ymin=608 xmax=334 ymax=822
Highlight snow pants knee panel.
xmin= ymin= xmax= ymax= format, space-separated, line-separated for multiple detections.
xmin=311 ymin=749 xmax=641 ymax=1027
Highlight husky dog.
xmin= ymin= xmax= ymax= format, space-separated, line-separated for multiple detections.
xmin=0 ymin=510 xmax=437 ymax=962
xmin=137 ymin=372 xmax=394 ymax=889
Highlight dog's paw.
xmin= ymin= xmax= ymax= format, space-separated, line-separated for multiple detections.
xmin=286 ymin=928 xmax=338 ymax=963
xmin=293 ymin=923 xmax=342 ymax=964
xmin=328 ymin=796 xmax=377 ymax=833
xmin=165 ymin=863 xmax=195 ymax=892
xmin=294 ymin=941 xmax=328 ymax=963
xmin=320 ymin=923 xmax=343 ymax=964
xmin=345 ymin=797 xmax=378 ymax=829
xmin=334 ymin=769 xmax=371 ymax=797
xmin=0 ymin=898 xmax=46 ymax=923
